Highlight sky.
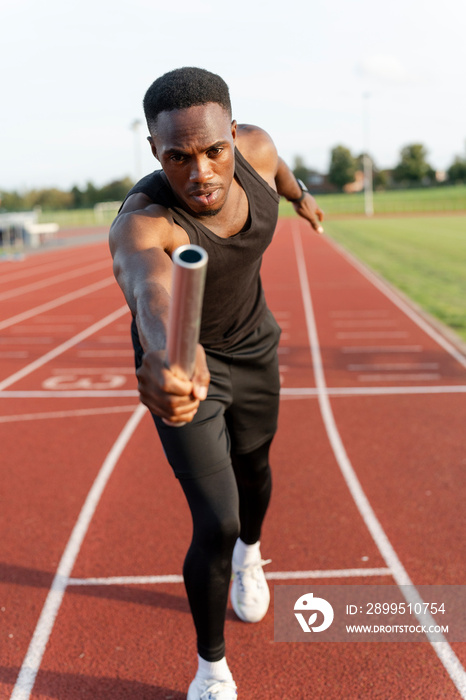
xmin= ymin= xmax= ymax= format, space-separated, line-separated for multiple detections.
xmin=1 ymin=0 xmax=466 ymax=192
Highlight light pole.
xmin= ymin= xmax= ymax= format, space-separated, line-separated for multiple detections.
xmin=362 ymin=93 xmax=374 ymax=217
xmin=130 ymin=119 xmax=142 ymax=182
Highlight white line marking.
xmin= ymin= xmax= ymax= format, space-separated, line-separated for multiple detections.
xmin=0 ymin=278 xmax=115 ymax=330
xmin=0 ymin=306 xmax=129 ymax=391
xmin=0 ymin=390 xmax=138 ymax=398
xmin=0 ymin=254 xmax=108 ymax=284
xmin=0 ymin=405 xmax=137 ymax=423
xmin=66 ymin=568 xmax=391 ymax=587
xmin=266 ymin=568 xmax=391 ymax=580
xmin=327 ymin=237 xmax=466 ymax=370
xmin=342 ymin=345 xmax=423 ymax=354
xmin=10 ymin=404 xmax=147 ymax=700
xmin=0 ymin=351 xmax=29 ymax=358
xmin=0 ymin=337 xmax=53 ymax=345
xmin=49 ymin=367 xmax=134 ymax=374
xmin=337 ymin=331 xmax=409 ymax=339
xmin=8 ymin=325 xmax=77 ymax=333
xmin=279 ymin=386 xmax=466 ymax=397
xmin=96 ymin=336 xmax=131 ymax=343
xmin=358 ymin=373 xmax=441 ymax=382
xmin=2 ymin=385 xmax=466 ymax=400
xmin=77 ymin=350 xmax=134 ymax=357
xmin=0 ymin=260 xmax=110 ymax=302
xmin=293 ymin=223 xmax=466 ymax=697
xmin=333 ymin=320 xmax=397 ymax=327
xmin=330 ymin=310 xmax=390 ymax=318
xmin=35 ymin=315 xmax=94 ymax=322
xmin=347 ymin=363 xmax=440 ymax=371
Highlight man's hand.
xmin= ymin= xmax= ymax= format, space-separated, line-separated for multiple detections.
xmin=136 ymin=344 xmax=210 ymax=424
xmin=292 ymin=192 xmax=324 ymax=234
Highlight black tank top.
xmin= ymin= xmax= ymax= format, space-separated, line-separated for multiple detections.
xmin=122 ymin=148 xmax=280 ymax=351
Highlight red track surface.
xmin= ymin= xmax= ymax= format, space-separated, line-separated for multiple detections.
xmin=1 ymin=220 xmax=465 ymax=699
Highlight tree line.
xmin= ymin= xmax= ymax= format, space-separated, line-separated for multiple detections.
xmin=0 ymin=177 xmax=134 ymax=212
xmin=1 ymin=143 xmax=466 ymax=212
xmin=295 ymin=143 xmax=466 ymax=193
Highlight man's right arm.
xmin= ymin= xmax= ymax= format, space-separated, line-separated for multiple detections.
xmin=109 ymin=195 xmax=210 ymax=423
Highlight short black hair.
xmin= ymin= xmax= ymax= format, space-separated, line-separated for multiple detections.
xmin=143 ymin=67 xmax=232 ymax=133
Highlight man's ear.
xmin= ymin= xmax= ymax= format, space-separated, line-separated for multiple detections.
xmin=147 ymin=136 xmax=159 ymax=161
xmin=231 ymin=120 xmax=237 ymax=142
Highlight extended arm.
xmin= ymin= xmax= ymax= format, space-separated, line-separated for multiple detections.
xmin=109 ymin=199 xmax=210 ymax=423
xmin=275 ymin=157 xmax=324 ymax=233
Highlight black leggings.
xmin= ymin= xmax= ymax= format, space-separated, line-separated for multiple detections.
xmin=179 ymin=439 xmax=272 ymax=662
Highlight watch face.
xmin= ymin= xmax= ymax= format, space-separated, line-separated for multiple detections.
xmin=297 ymin=178 xmax=308 ymax=192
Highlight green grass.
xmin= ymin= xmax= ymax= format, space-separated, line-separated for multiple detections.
xmin=279 ymin=184 xmax=466 ymax=217
xmin=320 ymin=214 xmax=466 ymax=343
xmin=37 ymin=207 xmax=119 ymax=228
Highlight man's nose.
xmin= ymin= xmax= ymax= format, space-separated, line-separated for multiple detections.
xmin=189 ymin=157 xmax=213 ymax=182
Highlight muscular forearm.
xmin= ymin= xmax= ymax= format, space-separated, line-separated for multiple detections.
xmin=275 ymin=157 xmax=303 ymax=201
xmin=113 ymin=251 xmax=172 ymax=353
xmin=274 ymin=157 xmax=324 ymax=233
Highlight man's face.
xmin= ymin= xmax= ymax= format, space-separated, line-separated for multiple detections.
xmin=149 ymin=103 xmax=237 ymax=217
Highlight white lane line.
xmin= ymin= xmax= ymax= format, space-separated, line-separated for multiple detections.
xmin=0 ymin=277 xmax=115 ymax=331
xmin=0 ymin=260 xmax=110 ymax=302
xmin=358 ymin=373 xmax=441 ymax=382
xmin=0 ymin=405 xmax=137 ymax=423
xmin=337 ymin=331 xmax=409 ymax=339
xmin=0 ymin=351 xmax=29 ymax=358
xmin=8 ymin=325 xmax=77 ymax=334
xmin=280 ymin=386 xmax=466 ymax=397
xmin=2 ymin=385 xmax=466 ymax=400
xmin=96 ymin=336 xmax=131 ymax=343
xmin=0 ymin=390 xmax=138 ymax=397
xmin=293 ymin=223 xmax=466 ymax=698
xmin=49 ymin=367 xmax=134 ymax=374
xmin=342 ymin=345 xmax=423 ymax=354
xmin=0 ymin=338 xmax=53 ymax=345
xmin=77 ymin=350 xmax=134 ymax=357
xmin=327 ymin=237 xmax=466 ymax=370
xmin=333 ymin=320 xmax=397 ymax=327
xmin=330 ymin=310 xmax=390 ymax=318
xmin=67 ymin=568 xmax=391 ymax=587
xmin=10 ymin=404 xmax=147 ymax=700
xmin=0 ymin=255 xmax=108 ymax=284
xmin=0 ymin=306 xmax=129 ymax=391
xmin=35 ymin=315 xmax=94 ymax=322
xmin=348 ymin=363 xmax=440 ymax=371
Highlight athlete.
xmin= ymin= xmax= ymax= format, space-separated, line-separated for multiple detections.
xmin=109 ymin=67 xmax=323 ymax=699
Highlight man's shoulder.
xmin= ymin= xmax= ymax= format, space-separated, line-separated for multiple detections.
xmin=236 ymin=124 xmax=278 ymax=183
xmin=109 ymin=193 xmax=186 ymax=256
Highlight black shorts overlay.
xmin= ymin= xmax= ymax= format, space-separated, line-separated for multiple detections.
xmin=133 ymin=309 xmax=281 ymax=479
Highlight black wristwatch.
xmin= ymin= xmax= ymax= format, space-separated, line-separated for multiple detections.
xmin=289 ymin=178 xmax=308 ymax=203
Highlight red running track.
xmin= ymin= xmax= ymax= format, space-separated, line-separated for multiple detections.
xmin=1 ymin=221 xmax=465 ymax=699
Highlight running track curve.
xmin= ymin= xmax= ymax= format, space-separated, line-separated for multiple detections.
xmin=1 ymin=219 xmax=465 ymax=699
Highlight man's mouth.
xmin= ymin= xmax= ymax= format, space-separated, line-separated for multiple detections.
xmin=190 ymin=188 xmax=221 ymax=207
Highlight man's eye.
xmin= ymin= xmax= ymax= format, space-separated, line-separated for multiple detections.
xmin=209 ymin=148 xmax=223 ymax=157
xmin=170 ymin=154 xmax=185 ymax=162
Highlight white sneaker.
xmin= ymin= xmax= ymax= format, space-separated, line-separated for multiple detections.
xmin=230 ymin=551 xmax=272 ymax=623
xmin=187 ymin=675 xmax=238 ymax=699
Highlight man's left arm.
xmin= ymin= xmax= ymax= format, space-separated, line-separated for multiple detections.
xmin=275 ymin=157 xmax=324 ymax=234
xmin=236 ymin=124 xmax=324 ymax=233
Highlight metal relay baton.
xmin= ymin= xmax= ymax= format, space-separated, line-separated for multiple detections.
xmin=165 ymin=244 xmax=208 ymax=384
